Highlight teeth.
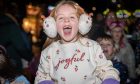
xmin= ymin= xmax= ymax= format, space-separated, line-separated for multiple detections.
xmin=63 ymin=27 xmax=72 ymax=34
xmin=64 ymin=26 xmax=71 ymax=29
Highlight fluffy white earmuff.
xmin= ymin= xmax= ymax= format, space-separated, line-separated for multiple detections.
xmin=43 ymin=16 xmax=57 ymax=38
xmin=43 ymin=14 xmax=92 ymax=38
xmin=79 ymin=14 xmax=92 ymax=35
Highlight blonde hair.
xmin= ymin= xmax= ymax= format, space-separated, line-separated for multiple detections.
xmin=43 ymin=0 xmax=85 ymax=49
xmin=50 ymin=0 xmax=85 ymax=18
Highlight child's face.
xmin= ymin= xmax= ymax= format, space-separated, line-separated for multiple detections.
xmin=111 ymin=27 xmax=123 ymax=41
xmin=99 ymin=39 xmax=114 ymax=60
xmin=55 ymin=4 xmax=79 ymax=43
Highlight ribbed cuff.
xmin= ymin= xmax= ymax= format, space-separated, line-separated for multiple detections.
xmin=102 ymin=78 xmax=119 ymax=84
xmin=39 ymin=80 xmax=54 ymax=84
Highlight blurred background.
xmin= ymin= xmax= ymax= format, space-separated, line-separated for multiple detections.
xmin=1 ymin=0 xmax=140 ymax=44
xmin=1 ymin=0 xmax=140 ymax=14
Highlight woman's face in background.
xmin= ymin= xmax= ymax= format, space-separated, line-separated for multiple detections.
xmin=111 ymin=27 xmax=123 ymax=42
xmin=106 ymin=12 xmax=117 ymax=27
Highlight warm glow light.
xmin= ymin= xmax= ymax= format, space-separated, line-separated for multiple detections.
xmin=26 ymin=4 xmax=41 ymax=16
xmin=103 ymin=8 xmax=110 ymax=15
xmin=22 ymin=4 xmax=43 ymax=43
xmin=92 ymin=7 xmax=96 ymax=11
xmin=133 ymin=9 xmax=140 ymax=17
xmin=116 ymin=10 xmax=131 ymax=18
xmin=117 ymin=4 xmax=121 ymax=8
xmin=32 ymin=35 xmax=38 ymax=43
xmin=112 ymin=0 xmax=116 ymax=3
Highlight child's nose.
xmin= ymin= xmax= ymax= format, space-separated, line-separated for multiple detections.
xmin=102 ymin=45 xmax=107 ymax=49
xmin=64 ymin=18 xmax=70 ymax=22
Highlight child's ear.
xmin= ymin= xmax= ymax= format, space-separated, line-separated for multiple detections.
xmin=79 ymin=14 xmax=92 ymax=35
xmin=43 ymin=14 xmax=93 ymax=38
xmin=43 ymin=16 xmax=57 ymax=38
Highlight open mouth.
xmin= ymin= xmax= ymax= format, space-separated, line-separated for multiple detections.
xmin=63 ymin=26 xmax=72 ymax=35
xmin=103 ymin=50 xmax=108 ymax=53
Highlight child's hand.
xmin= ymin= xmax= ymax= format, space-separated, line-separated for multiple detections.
xmin=102 ymin=78 xmax=119 ymax=84
xmin=39 ymin=80 xmax=54 ymax=84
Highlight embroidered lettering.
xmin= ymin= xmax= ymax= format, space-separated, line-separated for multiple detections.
xmin=55 ymin=52 xmax=85 ymax=70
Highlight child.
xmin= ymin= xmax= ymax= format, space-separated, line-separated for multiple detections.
xmin=96 ymin=34 xmax=128 ymax=84
xmin=109 ymin=21 xmax=136 ymax=80
xmin=96 ymin=35 xmax=117 ymax=60
xmin=35 ymin=1 xmax=120 ymax=84
xmin=0 ymin=45 xmax=30 ymax=84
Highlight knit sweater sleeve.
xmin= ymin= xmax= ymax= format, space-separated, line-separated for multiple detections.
xmin=34 ymin=45 xmax=53 ymax=84
xmin=91 ymin=41 xmax=120 ymax=81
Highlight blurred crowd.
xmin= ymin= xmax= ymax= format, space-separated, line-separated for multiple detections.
xmin=0 ymin=1 xmax=140 ymax=84
xmin=88 ymin=11 xmax=140 ymax=84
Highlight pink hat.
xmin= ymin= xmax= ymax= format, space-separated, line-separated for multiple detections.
xmin=109 ymin=21 xmax=125 ymax=30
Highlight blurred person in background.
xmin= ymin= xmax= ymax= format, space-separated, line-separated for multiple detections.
xmin=88 ymin=13 xmax=106 ymax=40
xmin=0 ymin=1 xmax=33 ymax=72
xmin=0 ymin=45 xmax=30 ymax=84
xmin=109 ymin=21 xmax=136 ymax=83
xmin=105 ymin=11 xmax=118 ymax=35
xmin=96 ymin=34 xmax=129 ymax=84
xmin=132 ymin=18 xmax=140 ymax=82
xmin=21 ymin=3 xmax=48 ymax=83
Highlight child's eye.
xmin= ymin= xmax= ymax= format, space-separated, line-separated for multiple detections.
xmin=107 ymin=44 xmax=113 ymax=47
xmin=57 ymin=17 xmax=64 ymax=22
xmin=100 ymin=44 xmax=104 ymax=46
xmin=58 ymin=17 xmax=64 ymax=20
xmin=70 ymin=16 xmax=76 ymax=20
xmin=107 ymin=44 xmax=110 ymax=46
xmin=70 ymin=16 xmax=75 ymax=19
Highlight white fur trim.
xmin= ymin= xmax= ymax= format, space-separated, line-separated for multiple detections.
xmin=79 ymin=14 xmax=92 ymax=35
xmin=43 ymin=16 xmax=57 ymax=38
